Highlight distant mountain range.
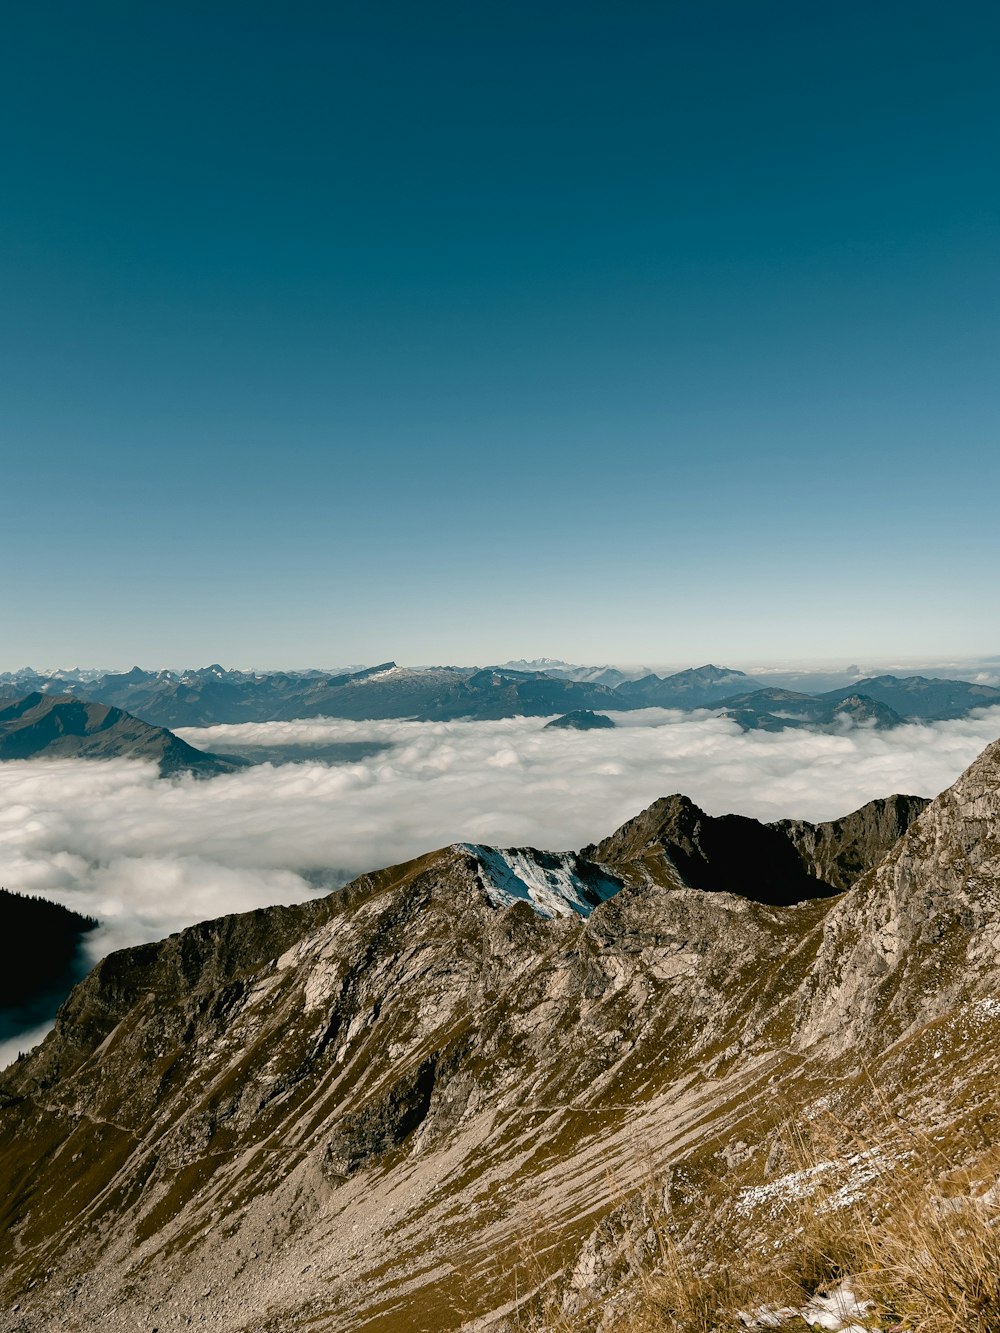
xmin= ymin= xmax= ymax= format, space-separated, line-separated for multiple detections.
xmin=497 ymin=658 xmax=635 ymax=688
xmin=716 ymin=687 xmax=905 ymax=732
xmin=0 ymin=694 xmax=244 ymax=776
xmin=714 ymin=673 xmax=1000 ymax=732
xmin=1 ymin=662 xmax=998 ymax=730
xmin=614 ymin=662 xmax=758 ymax=707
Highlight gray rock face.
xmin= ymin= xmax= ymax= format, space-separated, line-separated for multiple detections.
xmin=794 ymin=741 xmax=1000 ymax=1053
xmin=1 ymin=742 xmax=999 ymax=1331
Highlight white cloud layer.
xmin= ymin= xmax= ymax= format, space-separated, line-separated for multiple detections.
xmin=2 ymin=706 xmax=999 ymax=1065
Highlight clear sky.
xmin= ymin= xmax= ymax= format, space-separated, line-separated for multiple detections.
xmin=2 ymin=1 xmax=997 ymax=669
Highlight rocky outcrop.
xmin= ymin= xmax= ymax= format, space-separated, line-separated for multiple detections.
xmin=793 ymin=740 xmax=1000 ymax=1053
xmin=1 ymin=742 xmax=999 ymax=1331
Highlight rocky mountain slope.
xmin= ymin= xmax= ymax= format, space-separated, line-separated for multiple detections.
xmin=0 ymin=746 xmax=998 ymax=1331
xmin=0 ymin=694 xmax=245 ymax=777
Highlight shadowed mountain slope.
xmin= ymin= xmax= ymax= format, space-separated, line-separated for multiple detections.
xmin=0 ymin=694 xmax=245 ymax=776
xmin=585 ymin=794 xmax=840 ymax=906
xmin=1 ymin=744 xmax=999 ymax=1330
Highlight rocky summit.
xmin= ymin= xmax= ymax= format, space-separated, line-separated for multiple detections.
xmin=1 ymin=743 xmax=999 ymax=1331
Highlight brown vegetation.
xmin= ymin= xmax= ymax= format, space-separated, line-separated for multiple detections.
xmin=620 ymin=1110 xmax=1000 ymax=1333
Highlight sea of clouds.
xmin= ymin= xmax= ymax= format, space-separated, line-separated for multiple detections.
xmin=2 ymin=704 xmax=1000 ymax=1065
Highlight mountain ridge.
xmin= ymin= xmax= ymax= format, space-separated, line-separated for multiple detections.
xmin=4 ymin=663 xmax=998 ymax=729
xmin=0 ymin=758 xmax=981 ymax=1331
xmin=0 ymin=693 xmax=245 ymax=776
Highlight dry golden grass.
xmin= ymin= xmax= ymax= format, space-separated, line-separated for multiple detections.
xmin=626 ymin=1230 xmax=743 ymax=1333
xmin=867 ymin=1190 xmax=1000 ymax=1331
xmin=502 ymin=1203 xmax=583 ymax=1333
xmin=617 ymin=1107 xmax=1000 ymax=1333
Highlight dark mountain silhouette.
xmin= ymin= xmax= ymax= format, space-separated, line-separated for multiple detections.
xmin=0 ymin=888 xmax=97 ymax=1021
xmin=584 ymin=793 xmax=838 ymax=906
xmin=544 ymin=709 xmax=616 ymax=730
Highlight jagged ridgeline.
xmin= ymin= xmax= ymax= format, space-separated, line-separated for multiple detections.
xmin=2 ymin=662 xmax=999 ymax=728
xmin=0 ymin=747 xmax=998 ymax=1331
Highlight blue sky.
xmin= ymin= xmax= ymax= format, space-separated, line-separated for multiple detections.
xmin=2 ymin=1 xmax=997 ymax=668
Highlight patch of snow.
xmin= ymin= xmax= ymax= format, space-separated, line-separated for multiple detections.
xmin=498 ymin=658 xmax=580 ymax=673
xmin=345 ymin=666 xmax=403 ymax=685
xmin=741 ymin=1276 xmax=877 ymax=1330
xmin=461 ymin=845 xmax=621 ymax=919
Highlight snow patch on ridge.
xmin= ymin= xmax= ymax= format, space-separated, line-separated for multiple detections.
xmin=461 ymin=844 xmax=622 ymax=919
xmin=344 ymin=665 xmax=402 ymax=685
